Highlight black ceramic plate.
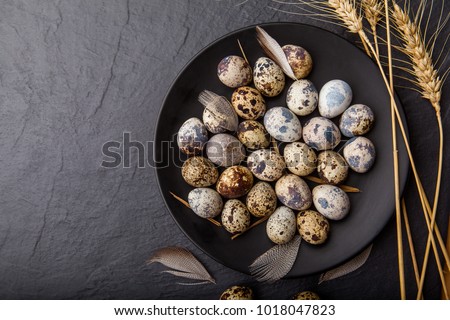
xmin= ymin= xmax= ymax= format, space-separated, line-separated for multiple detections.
xmin=155 ymin=23 xmax=408 ymax=277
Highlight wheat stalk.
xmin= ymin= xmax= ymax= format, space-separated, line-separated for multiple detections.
xmin=362 ymin=0 xmax=383 ymax=56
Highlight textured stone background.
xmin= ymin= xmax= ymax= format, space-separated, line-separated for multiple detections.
xmin=0 ymin=0 xmax=448 ymax=299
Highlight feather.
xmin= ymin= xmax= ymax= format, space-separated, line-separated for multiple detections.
xmin=147 ymin=247 xmax=215 ymax=285
xmin=318 ymin=244 xmax=373 ymax=284
xmin=256 ymin=26 xmax=297 ymax=81
xmin=249 ymin=236 xmax=302 ymax=283
xmin=198 ymin=90 xmax=238 ymax=132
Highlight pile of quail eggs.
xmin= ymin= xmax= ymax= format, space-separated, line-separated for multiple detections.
xmin=177 ymin=31 xmax=376 ymax=248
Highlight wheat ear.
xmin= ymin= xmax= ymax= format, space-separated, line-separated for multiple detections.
xmin=362 ymin=0 xmax=383 ymax=57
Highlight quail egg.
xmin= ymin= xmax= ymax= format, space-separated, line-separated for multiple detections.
xmin=302 ymin=116 xmax=341 ymax=151
xmin=312 ymin=185 xmax=350 ymax=220
xmin=275 ymin=174 xmax=312 ymax=210
xmin=317 ymin=151 xmax=348 ymax=185
xmin=177 ymin=117 xmax=208 ymax=155
xmin=217 ymin=55 xmax=252 ymax=88
xmin=237 ymin=120 xmax=270 ymax=149
xmin=282 ymin=44 xmax=313 ymax=79
xmin=203 ymin=107 xmax=226 ymax=134
xmin=216 ymin=165 xmax=254 ymax=198
xmin=264 ymin=107 xmax=302 ymax=142
xmin=292 ymin=291 xmax=320 ymax=300
xmin=221 ymin=199 xmax=251 ymax=234
xmin=181 ymin=156 xmax=218 ymax=187
xmin=253 ymin=57 xmax=285 ymax=97
xmin=188 ymin=188 xmax=223 ymax=219
xmin=318 ymin=79 xmax=353 ymax=118
xmin=220 ymin=286 xmax=254 ymax=300
xmin=283 ymin=142 xmax=317 ymax=176
xmin=343 ymin=136 xmax=376 ymax=173
xmin=247 ymin=149 xmax=286 ymax=182
xmin=206 ymin=133 xmax=245 ymax=167
xmin=297 ymin=210 xmax=330 ymax=245
xmin=286 ymin=79 xmax=318 ymax=116
xmin=339 ymin=104 xmax=375 ymax=137
xmin=231 ymin=86 xmax=266 ymax=120
xmin=246 ymin=182 xmax=277 ymax=217
xmin=266 ymin=206 xmax=297 ymax=244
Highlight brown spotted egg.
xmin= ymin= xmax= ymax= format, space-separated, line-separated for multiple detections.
xmin=220 ymin=286 xmax=254 ymax=300
xmin=312 ymin=185 xmax=350 ymax=220
xmin=317 ymin=151 xmax=348 ymax=185
xmin=264 ymin=107 xmax=302 ymax=142
xmin=282 ymin=44 xmax=313 ymax=79
xmin=297 ymin=210 xmax=330 ymax=245
xmin=216 ymin=165 xmax=253 ymax=198
xmin=246 ymin=182 xmax=277 ymax=218
xmin=177 ymin=117 xmax=208 ymax=155
xmin=217 ymin=55 xmax=252 ymax=88
xmin=181 ymin=156 xmax=218 ymax=187
xmin=231 ymin=86 xmax=266 ymax=119
xmin=292 ymin=291 xmax=320 ymax=300
xmin=247 ymin=149 xmax=286 ymax=182
xmin=253 ymin=57 xmax=285 ymax=97
xmin=286 ymin=80 xmax=318 ymax=116
xmin=266 ymin=206 xmax=297 ymax=244
xmin=206 ymin=133 xmax=245 ymax=167
xmin=283 ymin=142 xmax=317 ymax=176
xmin=188 ymin=188 xmax=223 ymax=219
xmin=221 ymin=199 xmax=251 ymax=234
xmin=343 ymin=136 xmax=376 ymax=173
xmin=339 ymin=104 xmax=375 ymax=137
xmin=237 ymin=120 xmax=270 ymax=150
xmin=275 ymin=174 xmax=312 ymax=210
xmin=302 ymin=117 xmax=341 ymax=151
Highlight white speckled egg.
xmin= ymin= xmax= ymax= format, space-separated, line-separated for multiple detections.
xmin=339 ymin=104 xmax=375 ymax=137
xmin=181 ymin=156 xmax=218 ymax=187
xmin=247 ymin=149 xmax=286 ymax=182
xmin=302 ymin=117 xmax=341 ymax=151
xmin=264 ymin=107 xmax=302 ymax=142
xmin=206 ymin=134 xmax=245 ymax=167
xmin=177 ymin=117 xmax=208 ymax=155
xmin=318 ymin=80 xmax=353 ymax=118
xmin=217 ymin=55 xmax=252 ymax=88
xmin=275 ymin=174 xmax=312 ymax=210
xmin=312 ymin=185 xmax=350 ymax=220
xmin=283 ymin=142 xmax=317 ymax=176
xmin=221 ymin=199 xmax=251 ymax=234
xmin=237 ymin=120 xmax=270 ymax=150
xmin=220 ymin=286 xmax=254 ymax=300
xmin=282 ymin=44 xmax=313 ymax=79
xmin=188 ymin=188 xmax=223 ymax=219
xmin=286 ymin=80 xmax=318 ymax=116
xmin=203 ymin=107 xmax=226 ymax=134
xmin=266 ymin=206 xmax=297 ymax=244
xmin=297 ymin=210 xmax=330 ymax=245
xmin=216 ymin=165 xmax=254 ymax=198
xmin=292 ymin=291 xmax=320 ymax=300
xmin=246 ymin=182 xmax=277 ymax=217
xmin=253 ymin=57 xmax=285 ymax=97
xmin=343 ymin=136 xmax=376 ymax=173
xmin=317 ymin=151 xmax=348 ymax=185
xmin=231 ymin=86 xmax=266 ymax=120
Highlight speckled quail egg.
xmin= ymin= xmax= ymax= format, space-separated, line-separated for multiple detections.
xmin=297 ymin=210 xmax=330 ymax=245
xmin=302 ymin=117 xmax=341 ymax=151
xmin=266 ymin=206 xmax=297 ymax=244
xmin=339 ymin=104 xmax=375 ymax=137
xmin=181 ymin=156 xmax=218 ymax=187
xmin=217 ymin=55 xmax=252 ymax=88
xmin=237 ymin=120 xmax=270 ymax=149
xmin=221 ymin=199 xmax=251 ymax=234
xmin=312 ymin=185 xmax=350 ymax=220
xmin=317 ymin=151 xmax=348 ymax=185
xmin=206 ymin=134 xmax=245 ymax=167
xmin=282 ymin=44 xmax=313 ymax=79
xmin=188 ymin=188 xmax=223 ymax=219
xmin=253 ymin=57 xmax=285 ymax=97
xmin=286 ymin=80 xmax=318 ymax=116
xmin=283 ymin=142 xmax=317 ymax=176
xmin=343 ymin=136 xmax=376 ymax=173
xmin=292 ymin=291 xmax=320 ymax=300
xmin=220 ymin=286 xmax=254 ymax=300
xmin=264 ymin=107 xmax=302 ymax=142
xmin=177 ymin=117 xmax=208 ymax=155
xmin=203 ymin=107 xmax=226 ymax=134
xmin=231 ymin=86 xmax=266 ymax=120
xmin=216 ymin=165 xmax=254 ymax=198
xmin=318 ymin=80 xmax=353 ymax=118
xmin=275 ymin=174 xmax=312 ymax=210
xmin=247 ymin=149 xmax=286 ymax=182
xmin=246 ymin=182 xmax=277 ymax=217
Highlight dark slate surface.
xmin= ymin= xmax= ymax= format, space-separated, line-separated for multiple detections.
xmin=0 ymin=0 xmax=448 ymax=299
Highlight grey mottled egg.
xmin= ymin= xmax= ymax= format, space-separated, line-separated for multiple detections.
xmin=247 ymin=149 xmax=286 ymax=182
xmin=203 ymin=107 xmax=226 ymax=134
xmin=297 ymin=210 xmax=330 ymax=245
xmin=220 ymin=286 xmax=254 ymax=300
xmin=217 ymin=55 xmax=252 ymax=88
xmin=253 ymin=57 xmax=285 ymax=97
xmin=318 ymin=80 xmax=353 ymax=118
xmin=317 ymin=151 xmax=348 ymax=185
xmin=216 ymin=165 xmax=253 ymax=198
xmin=343 ymin=136 xmax=376 ymax=173
xmin=221 ymin=199 xmax=251 ymax=234
xmin=237 ymin=120 xmax=270 ymax=150
xmin=282 ymin=44 xmax=313 ymax=79
xmin=206 ymin=134 xmax=245 ymax=167
xmin=177 ymin=117 xmax=208 ymax=155
xmin=231 ymin=86 xmax=266 ymax=119
xmin=312 ymin=185 xmax=350 ymax=220
xmin=275 ymin=174 xmax=312 ymax=210
xmin=266 ymin=206 xmax=297 ymax=244
xmin=302 ymin=117 xmax=341 ymax=151
xmin=286 ymin=79 xmax=318 ymax=116
xmin=181 ymin=156 xmax=218 ymax=187
xmin=246 ymin=182 xmax=277 ymax=217
xmin=188 ymin=188 xmax=223 ymax=219
xmin=292 ymin=291 xmax=320 ymax=300
xmin=284 ymin=142 xmax=317 ymax=176
xmin=339 ymin=104 xmax=375 ymax=137
xmin=264 ymin=107 xmax=302 ymax=142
